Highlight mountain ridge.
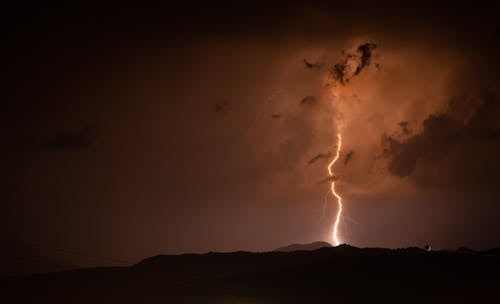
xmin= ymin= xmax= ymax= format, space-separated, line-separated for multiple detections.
xmin=3 ymin=244 xmax=500 ymax=303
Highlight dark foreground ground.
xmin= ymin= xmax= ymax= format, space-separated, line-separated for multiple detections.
xmin=2 ymin=245 xmax=500 ymax=303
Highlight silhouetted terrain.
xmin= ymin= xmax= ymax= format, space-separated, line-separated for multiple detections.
xmin=274 ymin=241 xmax=332 ymax=252
xmin=2 ymin=244 xmax=500 ymax=303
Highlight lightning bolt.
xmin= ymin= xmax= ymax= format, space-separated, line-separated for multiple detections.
xmin=328 ymin=133 xmax=343 ymax=246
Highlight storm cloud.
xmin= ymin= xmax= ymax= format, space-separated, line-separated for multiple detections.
xmin=384 ymin=92 xmax=500 ymax=188
xmin=328 ymin=42 xmax=378 ymax=85
xmin=308 ymin=152 xmax=332 ymax=165
xmin=303 ymin=59 xmax=322 ymax=69
xmin=2 ymin=1 xmax=500 ymax=271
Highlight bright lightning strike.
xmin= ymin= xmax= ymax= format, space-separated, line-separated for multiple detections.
xmin=327 ymin=133 xmax=343 ymax=246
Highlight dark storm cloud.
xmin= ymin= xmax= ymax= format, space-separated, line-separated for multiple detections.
xmin=303 ymin=59 xmax=322 ymax=69
xmin=300 ymin=96 xmax=317 ymax=106
xmin=344 ymin=150 xmax=354 ymax=165
xmin=384 ymin=115 xmax=462 ymax=177
xmin=398 ymin=121 xmax=411 ymax=135
xmin=384 ymin=92 xmax=500 ymax=181
xmin=328 ymin=43 xmax=377 ymax=85
xmin=355 ymin=43 xmax=377 ymax=75
xmin=40 ymin=126 xmax=96 ymax=150
xmin=308 ymin=152 xmax=332 ymax=165
xmin=329 ymin=62 xmax=349 ymax=85
xmin=271 ymin=114 xmax=283 ymax=119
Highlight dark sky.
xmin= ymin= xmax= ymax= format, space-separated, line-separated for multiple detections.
xmin=2 ymin=1 xmax=500 ymax=275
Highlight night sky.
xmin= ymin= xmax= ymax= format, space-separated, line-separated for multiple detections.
xmin=2 ymin=2 xmax=500 ymax=275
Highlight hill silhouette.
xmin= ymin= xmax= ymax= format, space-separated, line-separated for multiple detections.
xmin=274 ymin=241 xmax=332 ymax=252
xmin=484 ymin=246 xmax=500 ymax=256
xmin=2 ymin=244 xmax=500 ymax=303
